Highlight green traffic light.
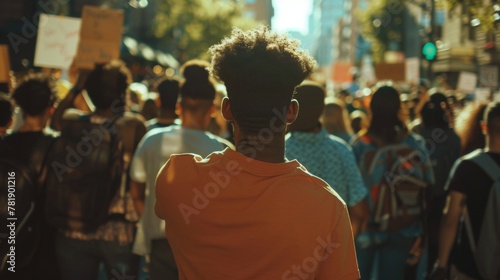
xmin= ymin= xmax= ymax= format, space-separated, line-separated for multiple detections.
xmin=422 ymin=42 xmax=437 ymax=61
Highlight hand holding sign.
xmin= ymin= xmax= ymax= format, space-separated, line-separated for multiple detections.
xmin=74 ymin=6 xmax=124 ymax=69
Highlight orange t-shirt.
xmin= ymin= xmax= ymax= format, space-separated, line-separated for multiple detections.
xmin=155 ymin=148 xmax=360 ymax=280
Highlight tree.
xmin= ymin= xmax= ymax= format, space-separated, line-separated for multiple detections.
xmin=447 ymin=0 xmax=496 ymax=33
xmin=356 ymin=0 xmax=407 ymax=62
xmin=154 ymin=0 xmax=258 ymax=63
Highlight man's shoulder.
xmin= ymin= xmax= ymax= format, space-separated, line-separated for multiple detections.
xmin=207 ymin=132 xmax=234 ymax=150
xmin=290 ymin=166 xmax=348 ymax=207
xmin=117 ymin=112 xmax=146 ymax=126
xmin=326 ymin=134 xmax=352 ymax=152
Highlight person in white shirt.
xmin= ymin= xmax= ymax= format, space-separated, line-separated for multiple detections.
xmin=129 ymin=59 xmax=232 ymax=280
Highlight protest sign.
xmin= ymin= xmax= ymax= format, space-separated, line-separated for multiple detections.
xmin=405 ymin=57 xmax=420 ymax=84
xmin=34 ymin=14 xmax=81 ymax=69
xmin=457 ymin=71 xmax=478 ymax=93
xmin=0 ymin=45 xmax=10 ymax=83
xmin=74 ymin=6 xmax=124 ymax=69
xmin=374 ymin=63 xmax=405 ymax=81
xmin=332 ymin=62 xmax=353 ymax=83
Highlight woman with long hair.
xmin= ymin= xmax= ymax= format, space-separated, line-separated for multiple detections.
xmin=351 ymin=85 xmax=435 ymax=280
xmin=454 ymin=102 xmax=488 ymax=155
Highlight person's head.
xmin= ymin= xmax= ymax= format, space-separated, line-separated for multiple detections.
xmin=156 ymin=77 xmax=180 ymax=114
xmin=482 ymin=101 xmax=500 ymax=144
xmin=368 ymin=85 xmax=407 ymax=144
xmin=12 ymin=73 xmax=56 ymax=120
xmin=321 ymin=98 xmax=353 ymax=135
xmin=288 ymin=81 xmax=325 ymax=132
xmin=0 ymin=93 xmax=13 ymax=132
xmin=140 ymin=99 xmax=158 ymax=121
xmin=455 ymin=102 xmax=487 ymax=155
xmin=421 ymin=92 xmax=453 ymax=129
xmin=350 ymin=110 xmax=368 ymax=135
xmin=178 ymin=59 xmax=216 ymax=129
xmin=84 ymin=60 xmax=132 ymax=111
xmin=209 ymin=26 xmax=316 ymax=136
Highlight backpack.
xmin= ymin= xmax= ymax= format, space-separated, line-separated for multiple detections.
xmin=359 ymin=137 xmax=430 ymax=232
xmin=45 ymin=115 xmax=124 ymax=233
xmin=463 ymin=150 xmax=500 ymax=280
xmin=0 ymin=136 xmax=54 ymax=273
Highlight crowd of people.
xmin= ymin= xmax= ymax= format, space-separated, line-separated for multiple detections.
xmin=1 ymin=26 xmax=499 ymax=280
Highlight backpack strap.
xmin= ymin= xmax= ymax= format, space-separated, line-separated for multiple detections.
xmin=463 ymin=150 xmax=500 ymax=253
xmin=469 ymin=151 xmax=500 ymax=181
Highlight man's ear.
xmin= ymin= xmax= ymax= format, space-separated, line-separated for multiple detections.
xmin=221 ymin=97 xmax=234 ymax=122
xmin=481 ymin=120 xmax=488 ymax=135
xmin=286 ymin=99 xmax=299 ymax=125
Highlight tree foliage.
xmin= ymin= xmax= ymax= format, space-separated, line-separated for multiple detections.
xmin=356 ymin=0 xmax=406 ymax=62
xmin=447 ymin=0 xmax=495 ymax=33
xmin=154 ymin=0 xmax=259 ymax=62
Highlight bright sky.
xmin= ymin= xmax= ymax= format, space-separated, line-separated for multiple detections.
xmin=271 ymin=0 xmax=312 ymax=34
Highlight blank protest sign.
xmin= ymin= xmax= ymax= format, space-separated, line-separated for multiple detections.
xmin=0 ymin=45 xmax=10 ymax=83
xmin=457 ymin=71 xmax=478 ymax=93
xmin=34 ymin=14 xmax=81 ymax=69
xmin=74 ymin=6 xmax=124 ymax=69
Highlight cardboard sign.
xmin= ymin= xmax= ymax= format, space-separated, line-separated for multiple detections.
xmin=74 ymin=6 xmax=124 ymax=69
xmin=479 ymin=65 xmax=498 ymax=89
xmin=457 ymin=71 xmax=478 ymax=93
xmin=332 ymin=62 xmax=353 ymax=83
xmin=34 ymin=14 xmax=81 ymax=69
xmin=374 ymin=63 xmax=406 ymax=81
xmin=0 ymin=45 xmax=10 ymax=83
xmin=405 ymin=57 xmax=420 ymax=85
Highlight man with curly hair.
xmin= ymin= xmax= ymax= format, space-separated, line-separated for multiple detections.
xmin=155 ymin=27 xmax=360 ymax=279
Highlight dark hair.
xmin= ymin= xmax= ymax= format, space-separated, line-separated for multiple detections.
xmin=455 ymin=103 xmax=487 ymax=155
xmin=484 ymin=101 xmax=500 ymax=134
xmin=84 ymin=60 xmax=132 ymax=110
xmin=180 ymin=59 xmax=215 ymax=100
xmin=289 ymin=81 xmax=325 ymax=132
xmin=209 ymin=26 xmax=316 ymax=134
xmin=12 ymin=74 xmax=56 ymax=116
xmin=0 ymin=93 xmax=13 ymax=126
xmin=421 ymin=92 xmax=452 ymax=129
xmin=368 ymin=86 xmax=407 ymax=144
xmin=179 ymin=60 xmax=215 ymax=115
xmin=156 ymin=77 xmax=180 ymax=111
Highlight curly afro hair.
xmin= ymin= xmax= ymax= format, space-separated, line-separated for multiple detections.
xmin=84 ymin=60 xmax=132 ymax=110
xmin=12 ymin=73 xmax=56 ymax=116
xmin=208 ymin=26 xmax=316 ymax=133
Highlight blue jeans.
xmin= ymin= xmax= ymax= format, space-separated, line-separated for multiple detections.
xmin=55 ymin=234 xmax=139 ymax=280
xmin=356 ymin=230 xmax=416 ymax=280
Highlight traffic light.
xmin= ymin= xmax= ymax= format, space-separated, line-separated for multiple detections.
xmin=422 ymin=41 xmax=437 ymax=61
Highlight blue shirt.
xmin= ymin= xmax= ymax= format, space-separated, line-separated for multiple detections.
xmin=285 ymin=129 xmax=368 ymax=206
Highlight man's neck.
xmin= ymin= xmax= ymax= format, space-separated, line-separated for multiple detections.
xmin=486 ymin=137 xmax=500 ymax=153
xmin=18 ymin=115 xmax=45 ymax=132
xmin=235 ymin=132 xmax=286 ymax=163
xmin=157 ymin=110 xmax=176 ymax=124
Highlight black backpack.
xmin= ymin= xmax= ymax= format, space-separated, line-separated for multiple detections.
xmin=45 ymin=115 xmax=124 ymax=233
xmin=0 ymin=136 xmax=54 ymax=273
xmin=462 ymin=150 xmax=500 ymax=280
